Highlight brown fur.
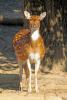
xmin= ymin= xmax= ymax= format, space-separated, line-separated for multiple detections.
xmin=13 ymin=29 xmax=45 ymax=63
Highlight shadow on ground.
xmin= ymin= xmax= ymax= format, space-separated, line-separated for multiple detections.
xmin=0 ymin=74 xmax=20 ymax=90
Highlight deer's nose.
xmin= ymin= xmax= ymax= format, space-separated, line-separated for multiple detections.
xmin=33 ymin=24 xmax=36 ymax=28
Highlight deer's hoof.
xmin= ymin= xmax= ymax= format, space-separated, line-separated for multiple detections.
xmin=36 ymin=89 xmax=39 ymax=93
xmin=28 ymin=89 xmax=32 ymax=93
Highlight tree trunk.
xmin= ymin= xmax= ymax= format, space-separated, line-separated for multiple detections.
xmin=24 ymin=0 xmax=66 ymax=73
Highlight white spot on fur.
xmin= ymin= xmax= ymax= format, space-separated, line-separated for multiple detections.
xmin=31 ymin=30 xmax=40 ymax=41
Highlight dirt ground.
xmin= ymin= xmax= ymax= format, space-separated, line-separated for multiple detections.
xmin=0 ymin=52 xmax=67 ymax=100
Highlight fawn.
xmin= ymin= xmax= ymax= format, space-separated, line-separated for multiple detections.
xmin=13 ymin=11 xmax=46 ymax=93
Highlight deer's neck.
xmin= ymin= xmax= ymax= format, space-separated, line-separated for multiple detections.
xmin=31 ymin=29 xmax=40 ymax=41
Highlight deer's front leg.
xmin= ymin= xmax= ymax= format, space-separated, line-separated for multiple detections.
xmin=35 ymin=54 xmax=40 ymax=93
xmin=18 ymin=60 xmax=23 ymax=91
xmin=27 ymin=59 xmax=32 ymax=93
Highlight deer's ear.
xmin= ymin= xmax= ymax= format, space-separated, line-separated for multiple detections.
xmin=24 ymin=11 xmax=31 ymax=19
xmin=40 ymin=12 xmax=46 ymax=20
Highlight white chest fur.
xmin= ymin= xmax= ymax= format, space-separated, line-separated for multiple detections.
xmin=31 ymin=30 xmax=40 ymax=41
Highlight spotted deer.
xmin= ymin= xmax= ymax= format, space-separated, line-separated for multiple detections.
xmin=13 ymin=11 xmax=46 ymax=93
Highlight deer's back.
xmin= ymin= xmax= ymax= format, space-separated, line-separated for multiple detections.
xmin=13 ymin=29 xmax=31 ymax=60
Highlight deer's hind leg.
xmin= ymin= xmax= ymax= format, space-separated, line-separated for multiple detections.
xmin=24 ymin=63 xmax=29 ymax=91
xmin=18 ymin=60 xmax=24 ymax=91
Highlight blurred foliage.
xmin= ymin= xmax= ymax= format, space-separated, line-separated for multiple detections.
xmin=24 ymin=0 xmax=46 ymax=14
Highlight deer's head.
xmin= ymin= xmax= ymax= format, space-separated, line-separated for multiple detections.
xmin=24 ymin=11 xmax=46 ymax=31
